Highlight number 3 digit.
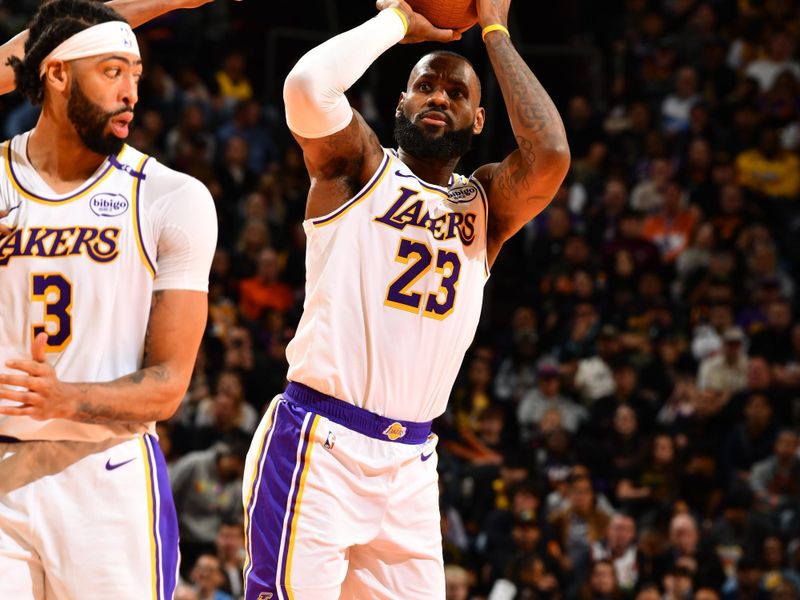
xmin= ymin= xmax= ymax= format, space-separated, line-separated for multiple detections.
xmin=31 ymin=273 xmax=73 ymax=352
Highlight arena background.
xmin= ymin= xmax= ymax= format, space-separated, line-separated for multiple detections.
xmin=2 ymin=1 xmax=800 ymax=598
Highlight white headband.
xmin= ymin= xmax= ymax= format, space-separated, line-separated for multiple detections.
xmin=39 ymin=21 xmax=140 ymax=77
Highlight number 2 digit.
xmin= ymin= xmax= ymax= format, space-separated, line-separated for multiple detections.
xmin=384 ymin=239 xmax=461 ymax=320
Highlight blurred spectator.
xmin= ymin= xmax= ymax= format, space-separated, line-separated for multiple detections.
xmin=591 ymin=513 xmax=641 ymax=593
xmin=724 ymin=393 xmax=778 ymax=481
xmin=494 ymin=306 xmax=542 ymax=403
xmin=214 ymin=50 xmax=253 ymax=111
xmin=188 ymin=554 xmax=234 ymax=600
xmin=663 ymin=513 xmax=726 ymax=589
xmin=518 ymin=360 xmax=588 ymax=438
xmin=721 ymin=554 xmax=770 ymax=600
xmin=238 ymin=248 xmax=294 ymax=322
xmin=170 ymin=438 xmax=247 ymax=575
xmin=736 ymin=128 xmax=800 ymax=200
xmin=577 ymin=559 xmax=624 ymax=600
xmin=749 ymin=429 xmax=800 ymax=513
xmin=548 ymin=474 xmax=613 ymax=584
xmin=697 ymin=326 xmax=749 ymax=397
xmin=744 ymin=31 xmax=800 ymax=92
xmin=445 ymin=564 xmax=470 ymax=600
xmin=661 ymin=66 xmax=701 ymax=135
xmin=215 ymin=519 xmax=245 ymax=598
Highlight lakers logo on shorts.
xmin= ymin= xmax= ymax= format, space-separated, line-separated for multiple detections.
xmin=382 ymin=422 xmax=407 ymax=441
xmin=257 ymin=593 xmax=273 ymax=600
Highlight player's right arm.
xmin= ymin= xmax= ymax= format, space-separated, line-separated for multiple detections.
xmin=0 ymin=0 xmax=216 ymax=95
xmin=0 ymin=173 xmax=217 ymax=424
xmin=283 ymin=0 xmax=458 ymax=219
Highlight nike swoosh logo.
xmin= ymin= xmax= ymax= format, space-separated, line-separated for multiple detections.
xmin=421 ymin=451 xmax=435 ymax=462
xmin=105 ymin=458 xmax=136 ymax=471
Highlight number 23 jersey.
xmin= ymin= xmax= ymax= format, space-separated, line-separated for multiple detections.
xmin=286 ymin=149 xmax=490 ymax=422
xmin=0 ymin=132 xmax=217 ymax=442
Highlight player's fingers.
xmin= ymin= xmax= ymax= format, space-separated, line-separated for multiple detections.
xmin=428 ymin=27 xmax=460 ymax=43
xmin=0 ymin=388 xmax=41 ymax=404
xmin=31 ymin=332 xmax=48 ymax=363
xmin=4 ymin=359 xmax=48 ymax=376
xmin=0 ymin=374 xmax=36 ymax=390
xmin=0 ymin=404 xmax=39 ymax=418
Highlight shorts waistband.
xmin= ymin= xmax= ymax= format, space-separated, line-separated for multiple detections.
xmin=284 ymin=382 xmax=432 ymax=445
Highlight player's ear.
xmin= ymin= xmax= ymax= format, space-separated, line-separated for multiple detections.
xmin=43 ymin=61 xmax=69 ymax=93
xmin=472 ymin=107 xmax=485 ymax=135
xmin=395 ymin=92 xmax=406 ymax=117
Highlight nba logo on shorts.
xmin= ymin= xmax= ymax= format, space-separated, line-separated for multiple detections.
xmin=382 ymin=422 xmax=407 ymax=441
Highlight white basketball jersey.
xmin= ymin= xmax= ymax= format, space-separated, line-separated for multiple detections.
xmin=1 ymin=133 xmax=173 ymax=441
xmin=286 ymin=149 xmax=489 ymax=422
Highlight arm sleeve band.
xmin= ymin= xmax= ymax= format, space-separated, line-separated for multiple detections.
xmin=283 ymin=8 xmax=406 ymax=139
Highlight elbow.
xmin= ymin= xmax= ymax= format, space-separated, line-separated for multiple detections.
xmin=545 ymin=143 xmax=571 ymax=179
xmin=283 ymin=67 xmax=318 ymax=108
xmin=154 ymin=378 xmax=190 ymax=422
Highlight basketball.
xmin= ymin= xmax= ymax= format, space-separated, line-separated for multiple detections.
xmin=405 ymin=0 xmax=478 ymax=31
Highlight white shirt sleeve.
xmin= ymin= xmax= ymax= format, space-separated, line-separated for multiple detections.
xmin=140 ymin=160 xmax=218 ymax=292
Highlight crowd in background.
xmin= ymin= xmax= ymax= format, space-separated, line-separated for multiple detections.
xmin=3 ymin=0 xmax=800 ymax=598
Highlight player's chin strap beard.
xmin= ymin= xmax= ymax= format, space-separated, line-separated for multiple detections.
xmin=393 ymin=111 xmax=473 ymax=161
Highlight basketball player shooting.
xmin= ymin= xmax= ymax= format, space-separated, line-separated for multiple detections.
xmin=242 ymin=0 xmax=570 ymax=598
xmin=0 ymin=0 xmax=217 ymax=597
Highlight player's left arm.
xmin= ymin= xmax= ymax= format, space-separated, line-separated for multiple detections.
xmin=0 ymin=0 xmax=216 ymax=95
xmin=472 ymin=0 xmax=570 ymax=267
xmin=0 ymin=292 xmax=207 ymax=423
xmin=0 ymin=176 xmax=217 ymax=424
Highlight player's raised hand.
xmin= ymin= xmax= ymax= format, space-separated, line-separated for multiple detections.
xmin=0 ymin=332 xmax=78 ymax=420
xmin=476 ymin=0 xmax=510 ymax=29
xmin=375 ymin=0 xmax=461 ymax=44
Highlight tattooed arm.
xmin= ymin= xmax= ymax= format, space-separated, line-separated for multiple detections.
xmin=0 ymin=290 xmax=207 ymax=423
xmin=472 ymin=0 xmax=570 ymax=267
xmin=0 ymin=0 xmax=215 ymax=95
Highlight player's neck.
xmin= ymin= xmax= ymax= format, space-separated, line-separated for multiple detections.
xmin=27 ymin=109 xmax=109 ymax=193
xmin=396 ymin=148 xmax=458 ymax=187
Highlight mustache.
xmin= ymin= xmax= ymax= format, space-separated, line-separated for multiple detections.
xmin=417 ymin=109 xmax=451 ymax=124
xmin=107 ymin=107 xmax=134 ymax=119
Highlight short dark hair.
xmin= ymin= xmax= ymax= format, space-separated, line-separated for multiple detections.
xmin=7 ymin=0 xmax=127 ymax=105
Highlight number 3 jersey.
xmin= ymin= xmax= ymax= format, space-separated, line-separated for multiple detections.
xmin=0 ymin=131 xmax=217 ymax=442
xmin=286 ymin=149 xmax=489 ymax=422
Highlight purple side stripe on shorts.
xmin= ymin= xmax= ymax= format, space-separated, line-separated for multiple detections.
xmin=245 ymin=400 xmax=311 ymax=600
xmin=278 ymin=413 xmax=318 ymax=590
xmin=145 ymin=435 xmax=180 ymax=600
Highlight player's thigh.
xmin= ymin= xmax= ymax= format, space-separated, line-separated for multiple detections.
xmin=342 ymin=438 xmax=445 ymax=599
xmin=36 ymin=435 xmax=178 ymax=600
xmin=243 ymin=398 xmax=386 ymax=600
xmin=0 ymin=496 xmax=45 ymax=600
xmin=341 ymin=544 xmax=445 ymax=600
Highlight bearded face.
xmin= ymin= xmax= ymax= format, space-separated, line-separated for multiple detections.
xmin=393 ymin=110 xmax=474 ymax=161
xmin=67 ymin=79 xmax=131 ymax=156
